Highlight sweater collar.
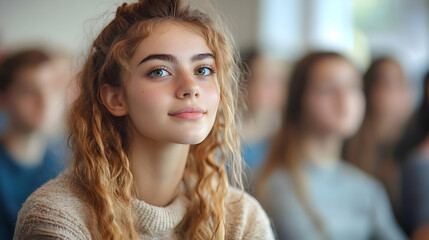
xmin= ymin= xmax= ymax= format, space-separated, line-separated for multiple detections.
xmin=131 ymin=184 xmax=190 ymax=236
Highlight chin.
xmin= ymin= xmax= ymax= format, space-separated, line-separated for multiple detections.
xmin=166 ymin=124 xmax=213 ymax=145
xmin=169 ymin=134 xmax=208 ymax=145
xmin=335 ymin=127 xmax=359 ymax=138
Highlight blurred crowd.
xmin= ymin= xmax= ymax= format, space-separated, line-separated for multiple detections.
xmin=240 ymin=50 xmax=429 ymax=240
xmin=1 ymin=3 xmax=429 ymax=240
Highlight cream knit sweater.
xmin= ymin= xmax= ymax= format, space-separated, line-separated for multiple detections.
xmin=14 ymin=171 xmax=274 ymax=240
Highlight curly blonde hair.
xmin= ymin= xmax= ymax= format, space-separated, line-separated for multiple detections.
xmin=67 ymin=0 xmax=243 ymax=239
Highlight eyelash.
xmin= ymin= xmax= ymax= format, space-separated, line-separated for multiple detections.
xmin=146 ymin=64 xmax=216 ymax=78
xmin=147 ymin=65 xmax=170 ymax=78
xmin=196 ymin=65 xmax=216 ymax=75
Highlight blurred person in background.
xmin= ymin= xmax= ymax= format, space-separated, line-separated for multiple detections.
xmin=240 ymin=50 xmax=288 ymax=193
xmin=345 ymin=58 xmax=413 ymax=220
xmin=257 ymin=52 xmax=406 ymax=240
xmin=398 ymin=71 xmax=429 ymax=235
xmin=0 ymin=49 xmax=66 ymax=239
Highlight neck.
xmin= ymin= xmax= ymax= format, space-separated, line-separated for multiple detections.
xmin=129 ymin=128 xmax=189 ymax=207
xmin=1 ymin=126 xmax=47 ymax=166
xmin=299 ymin=130 xmax=342 ymax=167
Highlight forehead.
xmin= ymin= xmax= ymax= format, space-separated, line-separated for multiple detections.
xmin=13 ymin=63 xmax=56 ymax=86
xmin=309 ymin=58 xmax=358 ymax=83
xmin=377 ymin=61 xmax=402 ymax=75
xmin=311 ymin=58 xmax=354 ymax=75
xmin=131 ymin=21 xmax=212 ymax=64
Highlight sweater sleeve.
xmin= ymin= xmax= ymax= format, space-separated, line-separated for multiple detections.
xmin=241 ymin=194 xmax=275 ymax=240
xmin=13 ymin=199 xmax=90 ymax=240
xmin=370 ymin=181 xmax=407 ymax=240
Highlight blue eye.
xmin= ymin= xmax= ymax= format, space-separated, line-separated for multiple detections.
xmin=148 ymin=69 xmax=170 ymax=77
xmin=195 ymin=67 xmax=213 ymax=76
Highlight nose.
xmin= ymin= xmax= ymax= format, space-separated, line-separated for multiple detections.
xmin=176 ymin=72 xmax=200 ymax=99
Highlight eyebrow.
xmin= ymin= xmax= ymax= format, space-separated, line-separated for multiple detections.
xmin=191 ymin=53 xmax=215 ymax=61
xmin=138 ymin=53 xmax=214 ymax=65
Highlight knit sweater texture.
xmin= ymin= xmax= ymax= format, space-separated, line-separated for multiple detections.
xmin=14 ymin=171 xmax=274 ymax=240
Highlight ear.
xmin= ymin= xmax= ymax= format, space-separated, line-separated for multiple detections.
xmin=99 ymin=84 xmax=128 ymax=117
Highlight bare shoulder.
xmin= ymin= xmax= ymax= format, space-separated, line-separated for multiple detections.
xmin=224 ymin=187 xmax=275 ymax=240
xmin=14 ymin=171 xmax=96 ymax=240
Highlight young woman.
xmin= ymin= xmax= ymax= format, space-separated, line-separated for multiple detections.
xmin=345 ymin=58 xmax=412 ymax=216
xmin=257 ymin=52 xmax=406 ymax=240
xmin=13 ymin=0 xmax=274 ymax=239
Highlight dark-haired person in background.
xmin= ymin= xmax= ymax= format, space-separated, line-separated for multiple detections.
xmin=257 ymin=52 xmax=406 ymax=240
xmin=398 ymin=71 xmax=429 ymax=236
xmin=0 ymin=49 xmax=65 ymax=239
xmin=345 ymin=58 xmax=413 ymax=221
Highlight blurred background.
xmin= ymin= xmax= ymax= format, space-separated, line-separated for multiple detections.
xmin=0 ymin=0 xmax=428 ymax=239
xmin=1 ymin=0 xmax=428 ymax=85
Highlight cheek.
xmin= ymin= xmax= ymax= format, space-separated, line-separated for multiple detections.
xmin=126 ymin=84 xmax=171 ymax=123
xmin=302 ymin=95 xmax=332 ymax=130
xmin=200 ymin=83 xmax=220 ymax=130
xmin=8 ymin=95 xmax=44 ymax=128
xmin=304 ymin=94 xmax=350 ymax=133
xmin=342 ymin=94 xmax=365 ymax=133
xmin=371 ymin=87 xmax=399 ymax=112
xmin=11 ymin=94 xmax=37 ymax=114
xmin=139 ymin=88 xmax=166 ymax=111
xmin=348 ymin=94 xmax=365 ymax=120
xmin=203 ymin=84 xmax=220 ymax=112
xmin=305 ymin=95 xmax=335 ymax=120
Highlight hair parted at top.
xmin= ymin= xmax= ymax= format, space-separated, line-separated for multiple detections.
xmin=68 ymin=0 xmax=243 ymax=239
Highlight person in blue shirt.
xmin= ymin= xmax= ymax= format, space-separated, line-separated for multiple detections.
xmin=0 ymin=49 xmax=65 ymax=239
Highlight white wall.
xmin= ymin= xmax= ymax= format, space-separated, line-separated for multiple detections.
xmin=213 ymin=0 xmax=259 ymax=51
xmin=0 ymin=0 xmax=124 ymax=56
xmin=0 ymin=0 xmax=260 ymax=57
xmin=0 ymin=0 xmax=427 ymax=80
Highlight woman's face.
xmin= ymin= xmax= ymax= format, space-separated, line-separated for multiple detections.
xmin=301 ymin=58 xmax=365 ymax=138
xmin=122 ymin=22 xmax=220 ymax=145
xmin=370 ymin=61 xmax=412 ymax=123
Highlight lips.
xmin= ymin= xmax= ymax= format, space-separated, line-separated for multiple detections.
xmin=168 ymin=106 xmax=206 ymax=120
